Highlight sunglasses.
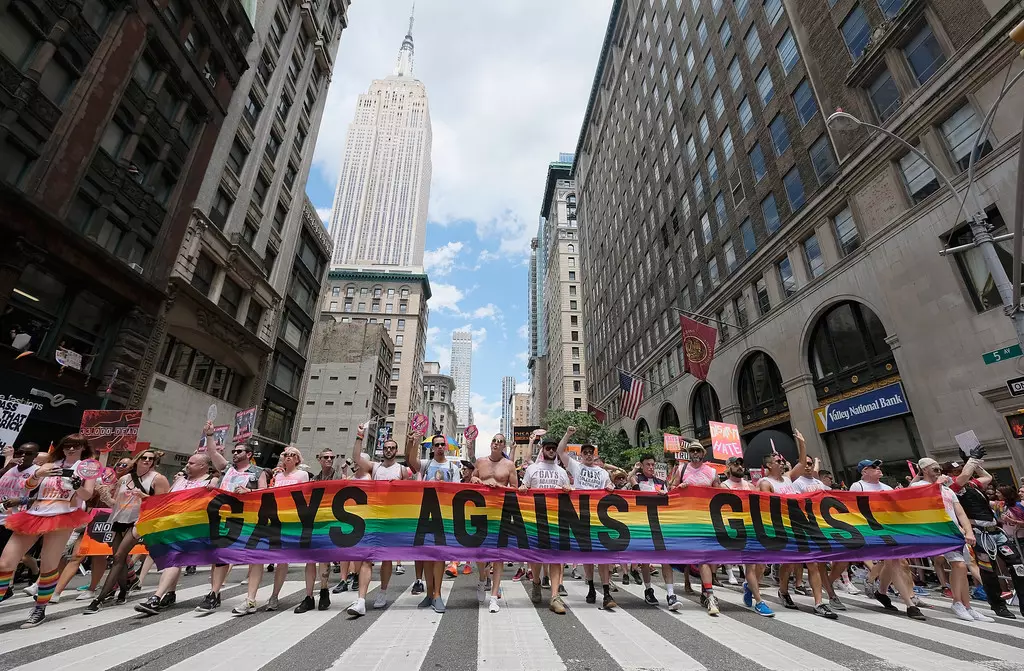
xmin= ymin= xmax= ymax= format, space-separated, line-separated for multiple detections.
xmin=231 ymin=449 xmax=247 ymax=454
xmin=320 ymin=455 xmax=335 ymax=460
xmin=65 ymin=445 xmax=83 ymax=451
xmin=283 ymin=453 xmax=300 ymax=458
xmin=492 ymin=440 xmax=506 ymax=444
xmin=139 ymin=456 xmax=155 ymax=462
xmin=432 ymin=443 xmax=446 ymax=448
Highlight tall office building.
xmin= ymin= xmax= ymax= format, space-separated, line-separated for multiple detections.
xmin=451 ymin=330 xmax=472 ymax=425
xmin=527 ymin=222 xmax=547 ymax=424
xmin=500 ymin=375 xmax=517 ymax=438
xmin=138 ymin=0 xmax=348 ymax=465
xmin=575 ymin=0 xmax=1024 ymax=482
xmin=327 ymin=12 xmax=432 ymax=268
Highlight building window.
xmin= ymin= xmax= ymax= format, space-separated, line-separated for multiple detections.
xmin=697 ymin=18 xmax=708 ymax=45
xmin=940 ymin=103 xmax=992 ymax=172
xmin=687 ymin=231 xmax=699 ymax=260
xmin=841 ymin=6 xmax=871 ymax=59
xmin=728 ymin=57 xmax=743 ymax=93
xmin=226 ymin=138 xmax=249 ymax=176
xmin=832 ymin=207 xmax=861 ymax=256
xmin=738 ymin=97 xmax=754 ymax=134
xmin=569 ymin=271 xmax=576 ymax=280
xmin=749 ymin=143 xmax=767 ymax=182
xmin=245 ymin=301 xmax=263 ymax=333
xmin=778 ymin=257 xmax=796 ymax=297
xmin=700 ymin=212 xmax=713 ymax=244
xmin=868 ymin=69 xmax=901 ymax=123
xmin=704 ymin=52 xmax=717 ymax=80
xmin=720 ymin=20 xmax=732 ymax=48
xmin=899 ymin=150 xmax=940 ymax=204
xmin=756 ymin=67 xmax=775 ymax=105
xmin=691 ymin=383 xmax=722 ymax=440
xmin=761 ymin=193 xmax=781 ymax=234
xmin=793 ymin=80 xmax=818 ymax=126
xmin=877 ymin=0 xmax=905 ymax=18
xmin=745 ymin=26 xmax=762 ymax=63
xmin=947 ymin=210 xmax=1019 ymax=312
xmin=343 ymin=301 xmax=352 ymax=312
xmin=804 ymin=234 xmax=825 ymax=278
xmin=191 ymin=253 xmax=216 ymax=295
xmin=708 ymin=257 xmax=720 ymax=287
xmin=218 ymin=277 xmax=243 ymax=317
xmin=715 ymin=192 xmax=728 ymax=227
xmin=736 ymin=0 xmax=750 ymax=18
xmin=243 ymin=94 xmax=262 ymax=126
xmin=39 ymin=55 xmax=76 ymax=106
xmin=572 ymin=347 xmax=580 ymax=359
xmin=755 ymin=277 xmax=771 ymax=315
xmin=706 ymin=150 xmax=719 ymax=182
xmin=776 ymin=30 xmax=799 ymax=74
xmin=809 ymin=135 xmax=839 ymax=184
xmin=738 ymin=351 xmax=787 ymax=418
xmin=734 ymin=295 xmax=749 ymax=328
xmin=741 ymin=218 xmax=757 ymax=254
xmin=397 ymin=319 xmax=405 ymax=331
xmin=712 ymin=88 xmax=725 ymax=120
xmin=764 ymin=0 xmax=784 ymax=26
xmin=783 ymin=167 xmax=805 ymax=210
xmin=904 ymin=23 xmax=945 ymax=85
xmin=721 ymin=127 xmax=735 ymax=161
xmin=724 ymin=238 xmax=737 ymax=272
xmin=253 ymin=174 xmax=270 ymax=206
xmin=769 ymin=115 xmax=790 ymax=156
xmin=809 ymin=301 xmax=894 ymax=393
xmin=570 ymin=300 xmax=578 ymax=309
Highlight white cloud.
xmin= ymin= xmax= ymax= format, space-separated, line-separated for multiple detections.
xmin=470 ymin=392 xmax=503 ymax=443
xmin=429 ymin=283 xmax=465 ymax=313
xmin=311 ymin=0 xmax=612 ymax=258
xmin=454 ymin=323 xmax=487 ymax=351
xmin=516 ymin=324 xmax=528 ymax=340
xmin=471 ymin=303 xmax=502 ymax=321
xmin=515 ymin=382 xmax=531 ymax=394
xmin=423 ymin=241 xmax=464 ymax=276
xmin=315 ymin=207 xmax=332 ymax=225
xmin=514 ymin=350 xmax=529 ymax=366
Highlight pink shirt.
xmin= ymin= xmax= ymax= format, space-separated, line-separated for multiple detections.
xmin=273 ymin=469 xmax=310 ymax=488
xmin=679 ymin=463 xmax=718 ymax=487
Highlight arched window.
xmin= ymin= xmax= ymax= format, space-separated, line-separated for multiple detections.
xmin=691 ymin=383 xmax=722 ymax=440
xmin=658 ymin=403 xmax=680 ymax=431
xmin=636 ymin=418 xmax=652 ymax=446
xmin=566 ymin=193 xmax=577 ymax=206
xmin=738 ymin=352 xmax=787 ymax=422
xmin=567 ymin=243 xmax=575 ymax=253
xmin=809 ymin=301 xmax=895 ymax=398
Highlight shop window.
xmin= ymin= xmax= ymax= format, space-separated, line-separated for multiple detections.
xmin=691 ymin=382 xmax=722 ymax=440
xmin=809 ymin=301 xmax=895 ymax=397
xmin=738 ymin=351 xmax=787 ymax=421
xmin=3 ymin=265 xmax=67 ymax=354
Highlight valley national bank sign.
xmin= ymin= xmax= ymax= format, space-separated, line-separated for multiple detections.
xmin=814 ymin=382 xmax=911 ymax=433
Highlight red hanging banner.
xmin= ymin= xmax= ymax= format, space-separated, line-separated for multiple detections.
xmin=680 ymin=315 xmax=717 ymax=381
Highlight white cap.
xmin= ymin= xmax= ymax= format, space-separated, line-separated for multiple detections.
xmin=918 ymin=457 xmax=939 ymax=470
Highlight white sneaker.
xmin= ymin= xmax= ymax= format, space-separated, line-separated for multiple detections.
xmin=477 ymin=584 xmax=486 ymax=603
xmin=373 ymin=591 xmax=387 ymax=609
xmin=969 ymin=607 xmax=994 ymax=623
xmin=347 ymin=597 xmax=366 ymax=616
xmin=231 ymin=599 xmax=257 ymax=616
xmin=951 ymin=602 xmax=974 ymax=621
xmin=23 ymin=584 xmax=37 ymax=597
xmin=50 ymin=591 xmax=60 ymax=604
xmin=76 ymin=589 xmax=95 ymax=601
xmin=488 ymin=595 xmax=500 ymax=613
xmin=727 ymin=567 xmax=739 ymax=585
xmin=844 ymin=581 xmax=861 ymax=595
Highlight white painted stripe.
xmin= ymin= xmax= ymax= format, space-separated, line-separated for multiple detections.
xmin=326 ymin=579 xmax=455 ymax=671
xmin=1 ymin=583 xmax=214 ymax=653
xmin=478 ymin=580 xmax=564 ymax=671
xmin=713 ymin=587 xmax=993 ymax=671
xmin=162 ymin=581 xmax=380 ymax=671
xmin=0 ymin=587 xmax=158 ymax=627
xmin=7 ymin=582 xmax=307 ymax=671
xmin=620 ymin=582 xmax=849 ymax=671
xmin=559 ymin=580 xmax=705 ymax=671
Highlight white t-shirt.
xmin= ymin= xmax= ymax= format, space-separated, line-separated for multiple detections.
xmin=372 ymin=462 xmax=406 ymax=481
xmin=849 ymin=480 xmax=892 ymax=492
xmin=522 ymin=461 xmax=570 ymax=489
xmin=762 ymin=475 xmax=797 ymax=494
xmin=29 ymin=460 xmax=93 ymax=517
xmin=910 ymin=480 xmax=961 ymax=531
xmin=0 ymin=465 xmax=37 ymax=523
xmin=566 ymin=459 xmax=610 ymax=490
xmin=792 ymin=476 xmax=828 ymax=493
xmin=171 ymin=475 xmax=217 ymax=492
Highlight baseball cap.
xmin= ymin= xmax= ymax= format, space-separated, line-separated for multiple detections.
xmin=726 ymin=456 xmax=744 ymax=465
xmin=540 ymin=437 xmax=559 ymax=448
xmin=856 ymin=459 xmax=882 ymax=473
xmin=917 ymin=457 xmax=939 ymax=470
xmin=580 ymin=443 xmax=597 ymax=452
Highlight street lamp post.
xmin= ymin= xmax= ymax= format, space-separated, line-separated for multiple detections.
xmin=826 ymin=110 xmax=1024 ymax=351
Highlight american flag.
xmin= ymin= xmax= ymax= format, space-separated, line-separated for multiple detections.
xmin=618 ymin=371 xmax=644 ymax=420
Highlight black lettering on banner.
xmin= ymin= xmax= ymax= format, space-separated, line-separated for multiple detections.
xmin=709 ymin=493 xmax=747 ymax=551
xmin=207 ymin=493 xmax=244 ymax=548
xmin=413 ymin=487 xmax=447 ymax=546
xmin=636 ymin=495 xmax=669 ymax=551
xmin=597 ymin=494 xmax=630 ymax=551
xmin=533 ymin=494 xmax=552 ymax=550
xmin=750 ymin=494 xmax=788 ymax=551
xmin=329 ymin=487 xmax=367 ymax=548
xmin=245 ymin=493 xmax=282 ymax=550
xmin=453 ymin=489 xmax=488 ymax=548
xmin=291 ymin=487 xmax=325 ymax=549
xmin=557 ymin=493 xmax=592 ymax=552
xmin=786 ymin=497 xmax=832 ymax=553
xmin=497 ymin=491 xmax=530 ymax=549
xmin=856 ymin=496 xmax=897 ymax=546
xmin=820 ymin=497 xmax=866 ymax=549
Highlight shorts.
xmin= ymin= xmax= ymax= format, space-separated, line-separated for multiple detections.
xmin=943 ymin=546 xmax=966 ymax=564
xmin=111 ymin=522 xmax=135 ymax=534
xmin=214 ymin=563 xmax=229 ymax=568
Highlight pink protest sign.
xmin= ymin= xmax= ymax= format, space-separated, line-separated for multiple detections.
xmin=410 ymin=414 xmax=429 ymax=434
xmin=709 ymin=421 xmax=743 ymax=461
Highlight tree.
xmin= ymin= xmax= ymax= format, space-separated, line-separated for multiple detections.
xmin=540 ymin=409 xmax=634 ymax=467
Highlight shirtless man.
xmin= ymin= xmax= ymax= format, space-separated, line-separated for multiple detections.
xmin=721 ymin=456 xmax=774 ymax=617
xmin=470 ymin=433 xmax=519 ymax=613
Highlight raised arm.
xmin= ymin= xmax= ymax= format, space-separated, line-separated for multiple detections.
xmin=404 ymin=428 xmax=423 ymax=475
xmin=556 ymin=426 xmax=577 ymax=468
xmin=785 ymin=430 xmax=808 ymax=480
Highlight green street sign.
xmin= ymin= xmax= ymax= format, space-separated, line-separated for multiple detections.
xmin=982 ymin=343 xmax=1023 ymax=364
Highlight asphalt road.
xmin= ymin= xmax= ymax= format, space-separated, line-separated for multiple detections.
xmin=1 ymin=564 xmax=1023 ymax=670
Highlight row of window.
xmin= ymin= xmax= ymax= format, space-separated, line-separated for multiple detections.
xmin=331 ymin=285 xmax=412 ymax=299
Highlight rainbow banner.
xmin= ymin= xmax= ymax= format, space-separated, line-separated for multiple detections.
xmin=138 ymin=481 xmax=964 ymax=568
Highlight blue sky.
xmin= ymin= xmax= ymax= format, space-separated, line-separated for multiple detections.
xmin=304 ymin=0 xmax=612 ymax=439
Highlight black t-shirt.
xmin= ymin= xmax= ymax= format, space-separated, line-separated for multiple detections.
xmin=955 ymin=482 xmax=995 ymax=523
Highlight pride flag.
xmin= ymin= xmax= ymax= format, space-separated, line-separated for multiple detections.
xmin=138 ymin=481 xmax=964 ymax=568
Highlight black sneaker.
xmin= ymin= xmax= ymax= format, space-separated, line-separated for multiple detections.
xmin=115 ymin=591 xmax=127 ymax=605
xmin=814 ymin=603 xmax=838 ymax=619
xmin=195 ymin=591 xmax=220 ymax=613
xmin=332 ymin=580 xmax=349 ymax=594
xmin=586 ymin=585 xmax=597 ymax=604
xmin=644 ymin=587 xmax=658 ymax=605
xmin=630 ymin=569 xmax=642 ymax=584
xmin=906 ymin=605 xmax=926 ymax=620
xmin=267 ymin=564 xmax=275 ymax=572
xmin=622 ymin=573 xmax=630 ymax=585
xmin=410 ymin=580 xmax=424 ymax=595
xmin=159 ymin=591 xmax=176 ymax=609
xmin=318 ymin=588 xmax=330 ymax=611
xmin=778 ymin=591 xmax=797 ymax=609
xmin=541 ymin=576 xmax=550 ymax=589
xmin=185 ymin=566 xmax=197 ymax=576
xmin=333 ymin=562 xmax=341 ymax=574
xmin=873 ymin=592 xmax=898 ymax=611
xmin=294 ymin=596 xmax=315 ymax=614
xmin=602 ymin=593 xmax=618 ymax=610
xmin=994 ymin=607 xmax=1017 ymax=619
xmin=135 ymin=596 xmax=162 ymax=616
xmin=350 ymin=573 xmax=359 ymax=590
xmin=21 ymin=605 xmax=46 ymax=628
xmin=100 ymin=593 xmax=115 ymax=605
xmin=83 ymin=599 xmax=101 ymax=615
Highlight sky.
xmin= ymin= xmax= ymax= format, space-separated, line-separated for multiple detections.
xmin=305 ymin=0 xmax=613 ymax=444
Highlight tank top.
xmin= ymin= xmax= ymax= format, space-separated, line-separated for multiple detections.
xmin=679 ymin=463 xmax=718 ymax=487
xmin=109 ymin=471 xmax=158 ymax=523
xmin=722 ymin=477 xmax=755 ymax=491
xmin=171 ymin=474 xmax=216 ymax=492
xmin=351 ymin=472 xmax=372 ymax=481
xmin=29 ymin=460 xmax=92 ymax=517
xmin=272 ymin=469 xmax=310 ymax=487
xmin=762 ymin=475 xmax=796 ymax=494
xmin=220 ymin=464 xmax=262 ymax=491
xmin=372 ymin=462 xmax=406 ymax=481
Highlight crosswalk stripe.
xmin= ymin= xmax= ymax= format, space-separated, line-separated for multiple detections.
xmin=1 ymin=583 xmax=214 ymax=653
xmin=559 ymin=580 xmax=705 ymax=671
xmin=478 ymin=579 xmax=564 ymax=671
xmin=0 ymin=587 xmax=158 ymax=627
xmin=162 ymin=581 xmax=380 ymax=671
xmin=325 ymin=579 xmax=455 ymax=671
xmin=617 ymin=581 xmax=850 ymax=671
xmin=8 ymin=582 xmax=307 ymax=671
xmin=712 ymin=585 xmax=993 ymax=671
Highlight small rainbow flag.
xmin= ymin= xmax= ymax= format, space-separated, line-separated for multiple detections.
xmin=138 ymin=481 xmax=963 ymax=568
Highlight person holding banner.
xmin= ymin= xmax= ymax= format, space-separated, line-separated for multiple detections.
xmin=0 ymin=434 xmax=98 ymax=628
xmin=470 ymin=432 xmax=519 ymax=614
xmin=520 ymin=436 xmax=572 ymax=614
xmin=793 ymin=455 xmax=849 ymax=615
xmin=406 ymin=430 xmax=453 ymax=614
xmin=720 ymin=456 xmax=775 ymax=617
xmin=671 ymin=442 xmax=722 ymax=616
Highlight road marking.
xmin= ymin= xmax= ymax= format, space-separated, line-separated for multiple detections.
xmin=478 ymin=580 xmax=564 ymax=671
xmin=0 ymin=587 xmax=158 ymax=627
xmin=560 ymin=580 xmax=705 ymax=671
xmin=326 ymin=579 xmax=455 ymax=671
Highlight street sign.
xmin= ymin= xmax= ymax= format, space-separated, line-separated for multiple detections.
xmin=982 ymin=343 xmax=1023 ymax=364
xmin=1008 ymin=376 xmax=1024 ymax=397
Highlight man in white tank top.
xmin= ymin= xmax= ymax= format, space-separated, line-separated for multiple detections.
xmin=671 ymin=443 xmax=722 ymax=615
xmin=346 ymin=435 xmax=408 ymax=617
xmin=721 ymin=456 xmax=774 ymax=618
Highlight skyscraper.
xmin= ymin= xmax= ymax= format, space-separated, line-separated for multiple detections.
xmin=450 ymin=330 xmax=472 ymax=426
xmin=500 ymin=376 xmax=517 ymax=438
xmin=327 ymin=11 xmax=432 ymax=268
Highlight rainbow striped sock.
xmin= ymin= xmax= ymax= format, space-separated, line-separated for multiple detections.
xmin=0 ymin=569 xmax=14 ymax=603
xmin=35 ymin=569 xmax=59 ymax=607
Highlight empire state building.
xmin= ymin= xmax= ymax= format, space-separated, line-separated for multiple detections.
xmin=327 ymin=13 xmax=432 ymax=268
